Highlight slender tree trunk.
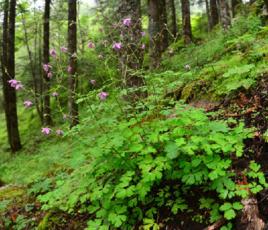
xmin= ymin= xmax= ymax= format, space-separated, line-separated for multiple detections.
xmin=148 ymin=0 xmax=161 ymax=68
xmin=231 ymin=0 xmax=241 ymax=17
xmin=68 ymin=0 xmax=79 ymax=127
xmin=1 ymin=0 xmax=22 ymax=152
xmin=205 ymin=0 xmax=212 ymax=31
xmin=43 ymin=0 xmax=52 ymax=125
xmin=168 ymin=0 xmax=178 ymax=38
xmin=210 ymin=0 xmax=219 ymax=28
xmin=181 ymin=0 xmax=192 ymax=44
xmin=148 ymin=0 xmax=168 ymax=68
xmin=159 ymin=0 xmax=169 ymax=51
xmin=219 ymin=0 xmax=231 ymax=30
xmin=118 ymin=0 xmax=145 ymax=96
xmin=20 ymin=9 xmax=43 ymax=122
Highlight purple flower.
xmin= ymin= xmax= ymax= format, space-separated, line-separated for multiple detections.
xmin=67 ymin=65 xmax=72 ymax=73
xmin=43 ymin=64 xmax=52 ymax=72
xmin=112 ymin=42 xmax=122 ymax=51
xmin=98 ymin=92 xmax=109 ymax=101
xmin=123 ymin=18 xmax=131 ymax=27
xmin=50 ymin=48 xmax=57 ymax=58
xmin=90 ymin=79 xmax=96 ymax=85
xmin=56 ymin=129 xmax=64 ymax=136
xmin=60 ymin=47 xmax=68 ymax=53
xmin=87 ymin=41 xmax=95 ymax=49
xmin=41 ymin=127 xmax=51 ymax=135
xmin=8 ymin=79 xmax=23 ymax=90
xmin=141 ymin=31 xmax=146 ymax=37
xmin=8 ymin=79 xmax=19 ymax=87
xmin=23 ymin=100 xmax=33 ymax=108
xmin=52 ymin=92 xmax=59 ymax=97
xmin=141 ymin=44 xmax=145 ymax=50
xmin=47 ymin=72 xmax=53 ymax=79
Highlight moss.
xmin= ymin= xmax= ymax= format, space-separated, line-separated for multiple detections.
xmin=0 ymin=185 xmax=25 ymax=201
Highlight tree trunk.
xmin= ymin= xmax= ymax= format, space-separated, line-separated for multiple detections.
xmin=148 ymin=0 xmax=168 ymax=68
xmin=118 ymin=0 xmax=145 ymax=96
xmin=231 ymin=0 xmax=241 ymax=17
xmin=68 ymin=0 xmax=79 ymax=127
xmin=205 ymin=0 xmax=212 ymax=31
xmin=167 ymin=0 xmax=178 ymax=39
xmin=181 ymin=0 xmax=192 ymax=44
xmin=1 ymin=0 xmax=22 ymax=152
xmin=159 ymin=0 xmax=169 ymax=51
xmin=219 ymin=0 xmax=231 ymax=30
xmin=43 ymin=0 xmax=52 ymax=126
xmin=210 ymin=0 xmax=219 ymax=28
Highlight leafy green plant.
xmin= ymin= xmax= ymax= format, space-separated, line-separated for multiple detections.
xmin=37 ymin=103 xmax=264 ymax=228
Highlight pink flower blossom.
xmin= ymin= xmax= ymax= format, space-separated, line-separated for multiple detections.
xmin=87 ymin=41 xmax=95 ymax=49
xmin=112 ymin=42 xmax=122 ymax=51
xmin=141 ymin=31 xmax=146 ymax=37
xmin=41 ymin=127 xmax=51 ymax=135
xmin=90 ymin=80 xmax=96 ymax=85
xmin=67 ymin=65 xmax=72 ymax=73
xmin=15 ymin=83 xmax=23 ymax=90
xmin=50 ymin=48 xmax=57 ymax=58
xmin=43 ymin=64 xmax=52 ymax=72
xmin=47 ymin=72 xmax=53 ymax=79
xmin=52 ymin=92 xmax=59 ymax=97
xmin=123 ymin=18 xmax=131 ymax=27
xmin=8 ymin=79 xmax=23 ymax=90
xmin=8 ymin=79 xmax=19 ymax=87
xmin=23 ymin=100 xmax=33 ymax=108
xmin=60 ymin=47 xmax=68 ymax=53
xmin=98 ymin=92 xmax=109 ymax=101
xmin=56 ymin=129 xmax=64 ymax=136
xmin=141 ymin=44 xmax=145 ymax=50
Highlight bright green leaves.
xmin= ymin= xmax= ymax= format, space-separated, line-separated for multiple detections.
xmin=219 ymin=202 xmax=243 ymax=220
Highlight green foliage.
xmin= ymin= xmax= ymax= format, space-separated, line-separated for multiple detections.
xmin=36 ymin=103 xmax=262 ymax=228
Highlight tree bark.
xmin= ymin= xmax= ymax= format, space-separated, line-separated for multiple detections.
xmin=231 ymin=0 xmax=241 ymax=17
xmin=1 ymin=0 xmax=22 ymax=152
xmin=148 ymin=0 xmax=168 ymax=68
xmin=159 ymin=0 xmax=169 ymax=51
xmin=43 ymin=0 xmax=52 ymax=126
xmin=210 ymin=0 xmax=219 ymax=28
xmin=68 ymin=0 xmax=79 ymax=127
xmin=167 ymin=0 xmax=178 ymax=38
xmin=219 ymin=0 xmax=231 ymax=30
xmin=118 ymin=0 xmax=145 ymax=96
xmin=205 ymin=0 xmax=212 ymax=31
xmin=181 ymin=0 xmax=192 ymax=44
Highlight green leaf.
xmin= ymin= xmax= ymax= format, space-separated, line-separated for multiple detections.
xmin=224 ymin=209 xmax=236 ymax=220
xmin=165 ymin=142 xmax=179 ymax=159
xmin=219 ymin=203 xmax=232 ymax=211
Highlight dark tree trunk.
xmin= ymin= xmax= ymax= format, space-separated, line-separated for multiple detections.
xmin=159 ymin=0 xmax=169 ymax=51
xmin=1 ymin=0 xmax=22 ymax=152
xmin=167 ymin=0 xmax=178 ymax=38
xmin=181 ymin=0 xmax=192 ymax=44
xmin=210 ymin=0 xmax=219 ymax=28
xmin=231 ymin=0 xmax=241 ymax=16
xmin=148 ymin=0 xmax=168 ymax=68
xmin=118 ymin=0 xmax=145 ymax=96
xmin=68 ymin=0 xmax=79 ymax=127
xmin=43 ymin=0 xmax=52 ymax=125
xmin=219 ymin=0 xmax=231 ymax=30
